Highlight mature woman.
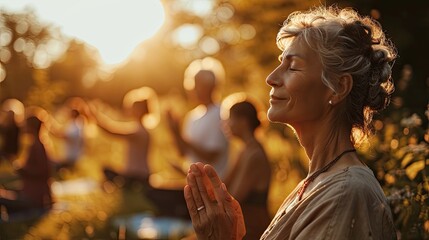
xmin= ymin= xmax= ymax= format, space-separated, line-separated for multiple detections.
xmin=184 ymin=6 xmax=397 ymax=240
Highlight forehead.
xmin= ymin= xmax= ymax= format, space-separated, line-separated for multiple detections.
xmin=281 ymin=37 xmax=319 ymax=61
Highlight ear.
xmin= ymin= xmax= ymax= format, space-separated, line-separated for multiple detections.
xmin=330 ymin=73 xmax=353 ymax=105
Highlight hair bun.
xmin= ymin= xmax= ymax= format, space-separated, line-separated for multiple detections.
xmin=366 ymin=49 xmax=394 ymax=111
xmin=371 ymin=48 xmax=388 ymax=65
xmin=366 ymin=85 xmax=389 ymax=110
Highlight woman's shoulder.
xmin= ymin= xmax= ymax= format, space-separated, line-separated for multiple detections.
xmin=342 ymin=166 xmax=379 ymax=189
xmin=322 ymin=166 xmax=386 ymax=201
xmin=317 ymin=167 xmax=396 ymax=239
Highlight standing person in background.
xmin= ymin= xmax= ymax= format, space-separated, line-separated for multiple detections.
xmin=167 ymin=67 xmax=229 ymax=179
xmin=89 ymin=87 xmax=158 ymax=188
xmin=222 ymin=98 xmax=272 ymax=240
xmin=46 ymin=98 xmax=86 ymax=173
xmin=0 ymin=108 xmax=52 ymax=215
xmin=184 ymin=5 xmax=397 ymax=239
xmin=0 ymin=99 xmax=24 ymax=165
xmin=182 ymin=97 xmax=272 ymax=240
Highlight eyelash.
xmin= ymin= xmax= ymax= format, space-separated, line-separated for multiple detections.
xmin=278 ymin=55 xmax=300 ymax=72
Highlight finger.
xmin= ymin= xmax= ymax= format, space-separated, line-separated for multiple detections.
xmin=184 ymin=184 xmax=200 ymax=223
xmin=190 ymin=163 xmax=219 ymax=218
xmin=194 ymin=162 xmax=216 ymax=202
xmin=218 ymin=182 xmax=240 ymax=215
xmin=220 ymin=183 xmax=246 ymax=239
xmin=204 ymin=164 xmax=227 ymax=209
xmin=187 ymin=173 xmax=207 ymax=217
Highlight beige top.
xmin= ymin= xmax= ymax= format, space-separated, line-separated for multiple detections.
xmin=260 ymin=166 xmax=396 ymax=240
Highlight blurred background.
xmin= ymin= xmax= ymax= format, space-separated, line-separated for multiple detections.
xmin=0 ymin=0 xmax=428 ymax=239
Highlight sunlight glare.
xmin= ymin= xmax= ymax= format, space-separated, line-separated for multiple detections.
xmin=0 ymin=0 xmax=165 ymax=65
xmin=172 ymin=0 xmax=214 ymax=16
xmin=172 ymin=24 xmax=203 ymax=49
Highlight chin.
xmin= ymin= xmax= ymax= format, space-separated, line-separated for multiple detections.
xmin=267 ymin=108 xmax=285 ymax=124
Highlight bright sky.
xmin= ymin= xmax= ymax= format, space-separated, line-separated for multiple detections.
xmin=0 ymin=0 xmax=166 ymax=65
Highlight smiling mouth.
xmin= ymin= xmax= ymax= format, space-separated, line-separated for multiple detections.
xmin=270 ymin=95 xmax=288 ymax=101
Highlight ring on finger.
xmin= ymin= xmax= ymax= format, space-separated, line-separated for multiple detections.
xmin=197 ymin=205 xmax=205 ymax=211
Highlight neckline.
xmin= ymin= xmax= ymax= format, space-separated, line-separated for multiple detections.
xmin=297 ymin=149 xmax=356 ymax=200
xmin=296 ymin=164 xmax=371 ymax=200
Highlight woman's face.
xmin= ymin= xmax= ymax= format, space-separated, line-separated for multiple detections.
xmin=266 ymin=39 xmax=331 ymax=126
xmin=227 ymin=112 xmax=242 ymax=137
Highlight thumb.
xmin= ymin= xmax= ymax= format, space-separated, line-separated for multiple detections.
xmin=221 ymin=183 xmax=246 ymax=240
xmin=220 ymin=183 xmax=241 ymax=217
xmin=221 ymin=183 xmax=233 ymax=202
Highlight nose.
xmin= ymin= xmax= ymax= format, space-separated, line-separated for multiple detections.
xmin=266 ymin=66 xmax=282 ymax=87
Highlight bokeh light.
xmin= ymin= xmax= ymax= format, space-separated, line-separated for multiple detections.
xmin=172 ymin=24 xmax=204 ymax=49
xmin=183 ymin=57 xmax=225 ymax=91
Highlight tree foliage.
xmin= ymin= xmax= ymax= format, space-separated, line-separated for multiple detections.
xmin=0 ymin=9 xmax=101 ymax=109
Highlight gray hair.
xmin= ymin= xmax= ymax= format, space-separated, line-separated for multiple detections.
xmin=277 ymin=6 xmax=397 ymax=144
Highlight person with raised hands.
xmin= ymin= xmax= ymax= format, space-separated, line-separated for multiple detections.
xmin=184 ymin=5 xmax=397 ymax=240
xmin=89 ymin=87 xmax=159 ymax=188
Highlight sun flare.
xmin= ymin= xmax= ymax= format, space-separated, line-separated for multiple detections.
xmin=0 ymin=0 xmax=165 ymax=65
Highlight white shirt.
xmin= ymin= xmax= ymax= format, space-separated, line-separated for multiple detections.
xmin=183 ymin=104 xmax=229 ymax=179
xmin=64 ymin=119 xmax=84 ymax=162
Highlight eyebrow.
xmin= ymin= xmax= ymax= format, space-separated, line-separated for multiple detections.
xmin=279 ymin=53 xmax=304 ymax=62
xmin=283 ymin=53 xmax=304 ymax=60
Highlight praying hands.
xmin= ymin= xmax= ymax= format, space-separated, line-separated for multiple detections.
xmin=184 ymin=162 xmax=246 ymax=240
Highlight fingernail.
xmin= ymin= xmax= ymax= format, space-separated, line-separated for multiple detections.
xmin=190 ymin=164 xmax=197 ymax=173
xmin=187 ymin=173 xmax=194 ymax=182
xmin=204 ymin=165 xmax=214 ymax=177
xmin=205 ymin=168 xmax=213 ymax=177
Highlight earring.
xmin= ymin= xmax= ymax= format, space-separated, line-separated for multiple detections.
xmin=329 ymin=100 xmax=333 ymax=105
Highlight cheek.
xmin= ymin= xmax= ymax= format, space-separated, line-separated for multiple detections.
xmin=285 ymin=79 xmax=307 ymax=98
xmin=228 ymin=119 xmax=237 ymax=131
xmin=287 ymin=79 xmax=325 ymax=106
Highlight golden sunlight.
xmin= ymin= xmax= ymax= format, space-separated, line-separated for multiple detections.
xmin=0 ymin=0 xmax=165 ymax=65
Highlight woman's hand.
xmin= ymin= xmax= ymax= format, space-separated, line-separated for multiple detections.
xmin=184 ymin=162 xmax=246 ymax=240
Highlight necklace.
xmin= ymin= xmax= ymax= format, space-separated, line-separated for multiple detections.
xmin=297 ymin=148 xmax=356 ymax=201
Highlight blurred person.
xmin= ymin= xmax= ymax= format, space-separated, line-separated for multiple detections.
xmin=183 ymin=6 xmax=397 ymax=240
xmin=0 ymin=107 xmax=52 ymax=215
xmin=89 ymin=87 xmax=158 ymax=188
xmin=0 ymin=99 xmax=24 ymax=164
xmin=222 ymin=98 xmax=272 ymax=240
xmin=167 ymin=67 xmax=229 ymax=180
xmin=46 ymin=98 xmax=86 ymax=173
xmin=183 ymin=97 xmax=272 ymax=239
